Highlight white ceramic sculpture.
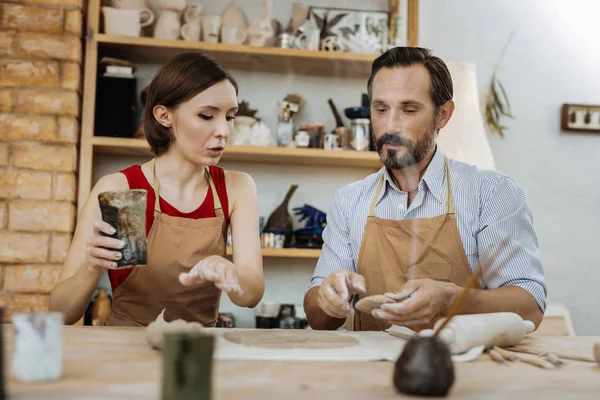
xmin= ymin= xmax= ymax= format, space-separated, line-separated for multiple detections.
xmin=154 ymin=0 xmax=186 ymax=40
xmin=247 ymin=0 xmax=274 ymax=46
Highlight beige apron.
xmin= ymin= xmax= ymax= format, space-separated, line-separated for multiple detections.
xmin=105 ymin=159 xmax=227 ymax=327
xmin=348 ymin=158 xmax=478 ymax=331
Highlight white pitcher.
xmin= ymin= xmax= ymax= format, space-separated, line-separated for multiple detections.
xmin=102 ymin=6 xmax=154 ymax=37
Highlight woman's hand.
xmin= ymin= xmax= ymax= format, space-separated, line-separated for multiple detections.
xmin=85 ymin=220 xmax=126 ymax=272
xmin=179 ymin=255 xmax=244 ymax=294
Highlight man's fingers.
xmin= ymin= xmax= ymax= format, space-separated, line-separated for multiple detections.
xmin=384 ymin=287 xmax=418 ymax=301
xmin=330 ymin=273 xmax=350 ymax=303
xmin=318 ymin=292 xmax=348 ymax=319
xmin=322 ymin=284 xmax=348 ymax=311
xmin=380 ymin=292 xmax=425 ymax=315
xmin=349 ymin=273 xmax=366 ymax=294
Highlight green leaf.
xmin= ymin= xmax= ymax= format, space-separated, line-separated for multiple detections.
xmin=497 ymin=80 xmax=512 ymax=114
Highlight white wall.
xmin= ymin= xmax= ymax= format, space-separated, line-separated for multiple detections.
xmin=418 ymin=0 xmax=600 ymax=334
xmin=94 ymin=0 xmax=600 ymax=333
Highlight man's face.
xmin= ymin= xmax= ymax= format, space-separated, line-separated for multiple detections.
xmin=370 ymin=65 xmax=440 ymax=170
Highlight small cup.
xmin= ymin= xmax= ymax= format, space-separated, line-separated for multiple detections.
xmin=12 ymin=312 xmax=64 ymax=382
xmin=202 ymin=15 xmax=221 ymax=43
xmin=220 ymin=25 xmax=247 ymax=45
xmin=180 ymin=22 xmax=201 ymax=41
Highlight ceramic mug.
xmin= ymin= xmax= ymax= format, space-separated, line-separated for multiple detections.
xmin=202 ymin=15 xmax=221 ymax=43
xmin=324 ymin=133 xmax=340 ymax=150
xmin=180 ymin=22 xmax=201 ymax=41
xmin=102 ymin=7 xmax=154 ymax=37
xmin=111 ymin=0 xmax=148 ymax=9
xmin=220 ymin=26 xmax=246 ymax=45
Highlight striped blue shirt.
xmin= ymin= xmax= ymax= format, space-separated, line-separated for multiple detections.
xmin=308 ymin=147 xmax=546 ymax=311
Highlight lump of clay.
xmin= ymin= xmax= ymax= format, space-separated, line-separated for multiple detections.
xmin=354 ymin=294 xmax=395 ymax=313
xmin=393 ymin=336 xmax=454 ymax=397
xmin=423 ymin=312 xmax=535 ymax=355
xmin=145 ymin=309 xmax=204 ymax=350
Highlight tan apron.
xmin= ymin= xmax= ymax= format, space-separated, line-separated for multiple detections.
xmin=105 ymin=159 xmax=227 ymax=327
xmin=348 ymin=158 xmax=478 ymax=331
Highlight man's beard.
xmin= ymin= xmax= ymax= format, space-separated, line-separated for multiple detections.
xmin=375 ymin=123 xmax=437 ymax=170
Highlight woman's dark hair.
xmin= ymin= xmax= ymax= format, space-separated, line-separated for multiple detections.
xmin=367 ymin=47 xmax=453 ymax=108
xmin=144 ymin=52 xmax=239 ymax=156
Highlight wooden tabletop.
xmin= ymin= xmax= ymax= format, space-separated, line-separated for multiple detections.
xmin=3 ymin=326 xmax=600 ymax=399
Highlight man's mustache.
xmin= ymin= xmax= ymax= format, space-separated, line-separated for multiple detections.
xmin=376 ymin=133 xmax=413 ymax=149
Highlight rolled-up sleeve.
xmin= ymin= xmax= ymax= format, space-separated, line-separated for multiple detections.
xmin=477 ymin=176 xmax=547 ymax=312
xmin=306 ymin=190 xmax=356 ymax=292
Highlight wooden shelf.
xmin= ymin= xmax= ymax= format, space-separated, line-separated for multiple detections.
xmin=91 ymin=136 xmax=382 ymax=169
xmin=96 ymin=34 xmax=376 ymax=78
xmin=226 ymin=247 xmax=321 ymax=259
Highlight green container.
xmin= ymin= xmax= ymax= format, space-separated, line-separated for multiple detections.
xmin=161 ymin=332 xmax=214 ymax=400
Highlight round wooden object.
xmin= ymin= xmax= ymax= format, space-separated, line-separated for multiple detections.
xmin=223 ymin=330 xmax=359 ymax=349
xmin=354 ymin=295 xmax=396 ymax=313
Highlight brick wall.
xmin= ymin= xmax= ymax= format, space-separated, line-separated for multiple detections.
xmin=0 ymin=0 xmax=82 ymax=321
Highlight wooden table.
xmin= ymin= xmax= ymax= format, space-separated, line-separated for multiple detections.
xmin=4 ymin=326 xmax=600 ymax=399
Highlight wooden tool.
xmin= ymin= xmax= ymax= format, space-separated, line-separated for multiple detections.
xmin=488 ymin=348 xmax=506 ymax=364
xmin=492 ymin=346 xmax=516 ymax=361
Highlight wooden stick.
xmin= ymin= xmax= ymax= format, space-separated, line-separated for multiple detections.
xmin=544 ymin=352 xmax=565 ymax=367
xmin=488 ymin=349 xmax=505 ymax=364
xmin=387 ymin=330 xmax=414 ymax=341
xmin=493 ymin=346 xmax=516 ymax=361
xmin=512 ymin=353 xmax=554 ymax=369
xmin=505 ymin=347 xmax=593 ymax=363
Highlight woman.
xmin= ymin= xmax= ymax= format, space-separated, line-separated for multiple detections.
xmin=49 ymin=52 xmax=264 ymax=326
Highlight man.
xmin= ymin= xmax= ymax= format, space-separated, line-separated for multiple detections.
xmin=303 ymin=47 xmax=546 ymax=332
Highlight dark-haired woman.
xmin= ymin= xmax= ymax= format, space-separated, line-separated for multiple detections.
xmin=49 ymin=52 xmax=264 ymax=326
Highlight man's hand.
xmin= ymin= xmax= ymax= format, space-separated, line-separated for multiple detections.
xmin=372 ymin=279 xmax=459 ymax=328
xmin=317 ymin=271 xmax=366 ymax=319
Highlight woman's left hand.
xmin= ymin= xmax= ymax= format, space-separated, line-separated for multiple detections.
xmin=179 ymin=255 xmax=243 ymax=294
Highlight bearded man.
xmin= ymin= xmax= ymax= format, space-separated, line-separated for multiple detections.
xmin=303 ymin=47 xmax=546 ymax=332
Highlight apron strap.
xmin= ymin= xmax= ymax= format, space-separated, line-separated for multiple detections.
xmin=445 ymin=157 xmax=454 ymax=214
xmin=150 ymin=159 xmax=222 ymax=213
xmin=204 ymin=166 xmax=222 ymax=211
xmin=151 ymin=158 xmax=161 ymax=213
xmin=369 ymin=173 xmax=385 ymax=217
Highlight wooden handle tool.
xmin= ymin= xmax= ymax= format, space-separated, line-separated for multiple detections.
xmin=488 ymin=349 xmax=506 ymax=364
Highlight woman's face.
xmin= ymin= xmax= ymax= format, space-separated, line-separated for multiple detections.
xmin=168 ymin=79 xmax=238 ymax=165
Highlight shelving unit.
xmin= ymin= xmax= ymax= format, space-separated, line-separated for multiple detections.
xmin=79 ymin=0 xmax=419 ymax=258
xmin=226 ymin=247 xmax=321 ymax=259
xmin=92 ymin=136 xmax=382 ymax=168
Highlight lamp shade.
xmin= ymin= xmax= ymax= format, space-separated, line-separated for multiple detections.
xmin=437 ymin=61 xmax=496 ymax=170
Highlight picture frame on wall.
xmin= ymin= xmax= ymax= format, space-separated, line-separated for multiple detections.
xmin=307 ymin=6 xmax=392 ymax=54
xmin=561 ymin=104 xmax=600 ymax=133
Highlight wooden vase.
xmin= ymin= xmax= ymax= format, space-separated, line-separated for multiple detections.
xmin=263 ymin=184 xmax=298 ymax=247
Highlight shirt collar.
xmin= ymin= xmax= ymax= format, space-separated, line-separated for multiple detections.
xmin=377 ymin=146 xmax=446 ymax=205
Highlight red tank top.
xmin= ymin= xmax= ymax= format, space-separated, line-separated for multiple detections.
xmin=108 ymin=165 xmax=230 ymax=292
